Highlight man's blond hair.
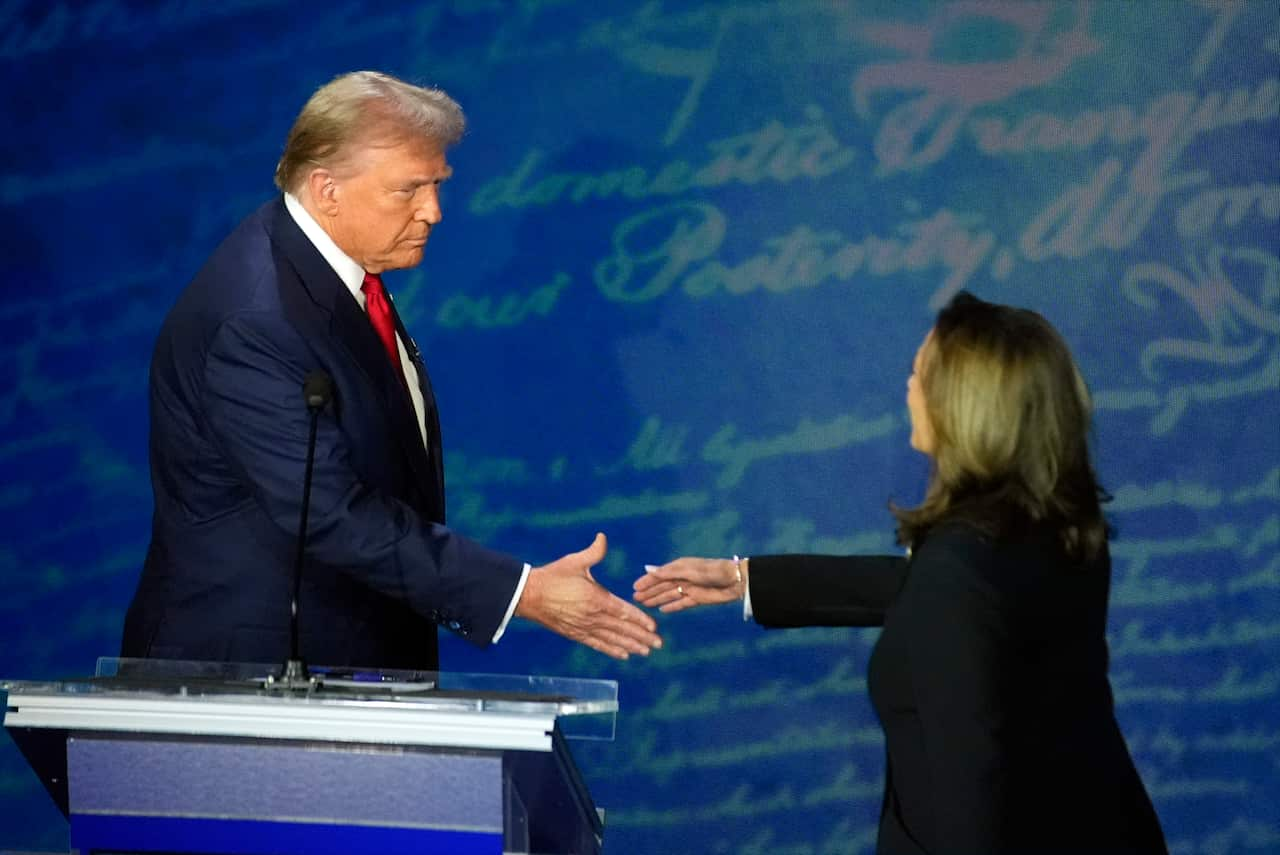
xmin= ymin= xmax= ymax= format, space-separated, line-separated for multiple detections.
xmin=274 ymin=71 xmax=465 ymax=194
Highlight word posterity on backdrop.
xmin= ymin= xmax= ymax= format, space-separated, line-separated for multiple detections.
xmin=1 ymin=2 xmax=1277 ymax=852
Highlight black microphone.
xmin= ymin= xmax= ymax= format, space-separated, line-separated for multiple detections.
xmin=303 ymin=371 xmax=333 ymax=411
xmin=276 ymin=370 xmax=333 ymax=689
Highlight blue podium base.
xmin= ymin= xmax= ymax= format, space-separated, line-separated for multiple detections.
xmin=71 ymin=814 xmax=500 ymax=855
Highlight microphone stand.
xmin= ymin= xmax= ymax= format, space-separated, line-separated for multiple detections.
xmin=266 ymin=371 xmax=333 ymax=693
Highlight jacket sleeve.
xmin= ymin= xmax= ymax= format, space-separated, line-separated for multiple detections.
xmin=749 ymin=553 xmax=908 ymax=628
xmin=200 ymin=309 xmax=524 ymax=646
xmin=899 ymin=533 xmax=1013 ymax=848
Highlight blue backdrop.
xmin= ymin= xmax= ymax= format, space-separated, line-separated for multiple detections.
xmin=2 ymin=2 xmax=1278 ymax=852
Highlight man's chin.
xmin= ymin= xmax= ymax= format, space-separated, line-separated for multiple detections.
xmin=383 ymin=247 xmax=426 ymax=271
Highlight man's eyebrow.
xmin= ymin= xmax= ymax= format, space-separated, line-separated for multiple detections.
xmin=407 ymin=167 xmax=453 ymax=185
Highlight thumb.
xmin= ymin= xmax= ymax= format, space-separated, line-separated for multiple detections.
xmin=578 ymin=531 xmax=607 ymax=565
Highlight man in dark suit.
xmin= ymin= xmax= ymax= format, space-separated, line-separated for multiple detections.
xmin=121 ymin=71 xmax=661 ymax=670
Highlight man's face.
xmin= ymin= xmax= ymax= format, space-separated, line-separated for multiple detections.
xmin=326 ymin=137 xmax=452 ymax=274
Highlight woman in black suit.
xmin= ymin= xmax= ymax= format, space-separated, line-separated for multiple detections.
xmin=634 ymin=293 xmax=1167 ymax=854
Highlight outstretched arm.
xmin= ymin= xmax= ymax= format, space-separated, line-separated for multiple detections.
xmin=635 ymin=553 xmax=908 ymax=627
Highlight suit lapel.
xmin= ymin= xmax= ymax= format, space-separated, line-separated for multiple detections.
xmin=387 ymin=296 xmax=447 ymax=523
xmin=267 ymin=199 xmax=441 ymax=517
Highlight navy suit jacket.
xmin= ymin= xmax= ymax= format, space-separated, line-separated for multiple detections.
xmin=121 ymin=198 xmax=524 ymax=670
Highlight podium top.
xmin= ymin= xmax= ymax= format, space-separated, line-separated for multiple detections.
xmin=2 ymin=657 xmax=619 ymax=743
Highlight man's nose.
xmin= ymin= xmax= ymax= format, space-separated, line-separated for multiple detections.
xmin=415 ymin=190 xmax=442 ymax=224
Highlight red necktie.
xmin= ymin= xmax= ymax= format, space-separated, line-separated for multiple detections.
xmin=361 ymin=273 xmax=407 ymax=387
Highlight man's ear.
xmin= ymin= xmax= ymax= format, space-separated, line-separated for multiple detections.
xmin=306 ymin=167 xmax=340 ymax=216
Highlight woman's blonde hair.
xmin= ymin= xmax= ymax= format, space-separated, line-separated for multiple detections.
xmin=274 ymin=71 xmax=465 ymax=194
xmin=893 ymin=292 xmax=1108 ymax=560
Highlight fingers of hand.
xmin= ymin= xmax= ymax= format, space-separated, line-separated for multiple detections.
xmin=572 ymin=607 xmax=662 ymax=658
xmin=599 ymin=597 xmax=660 ymax=646
xmin=584 ymin=635 xmax=633 ymax=660
xmin=632 ymin=581 xmax=683 ymax=608
xmin=637 ymin=558 xmax=732 ymax=589
xmin=659 ymin=597 xmax=694 ymax=614
xmin=634 ymin=564 xmax=690 ymax=592
xmin=632 ymin=589 xmax=661 ymax=607
xmin=611 ymin=598 xmax=658 ymax=633
xmin=596 ymin=622 xmax=660 ymax=656
xmin=634 ymin=565 xmax=671 ymax=592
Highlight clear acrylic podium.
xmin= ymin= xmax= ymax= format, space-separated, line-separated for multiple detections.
xmin=2 ymin=658 xmax=618 ymax=855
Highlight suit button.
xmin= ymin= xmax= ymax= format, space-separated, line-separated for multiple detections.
xmin=446 ymin=620 xmax=461 ymax=631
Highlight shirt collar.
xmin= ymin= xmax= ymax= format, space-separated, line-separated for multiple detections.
xmin=283 ymin=192 xmax=367 ymax=309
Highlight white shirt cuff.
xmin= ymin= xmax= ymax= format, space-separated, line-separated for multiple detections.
xmin=743 ymin=574 xmax=754 ymax=621
xmin=491 ymin=563 xmax=532 ymax=643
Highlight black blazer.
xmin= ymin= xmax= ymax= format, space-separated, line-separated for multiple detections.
xmin=751 ymin=521 xmax=1167 ymax=855
xmin=121 ymin=198 xmax=524 ymax=670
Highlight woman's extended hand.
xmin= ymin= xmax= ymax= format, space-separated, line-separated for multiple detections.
xmin=633 ymin=557 xmax=745 ymax=613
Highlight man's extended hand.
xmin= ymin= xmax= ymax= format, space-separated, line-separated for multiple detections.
xmin=515 ymin=533 xmax=662 ymax=659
